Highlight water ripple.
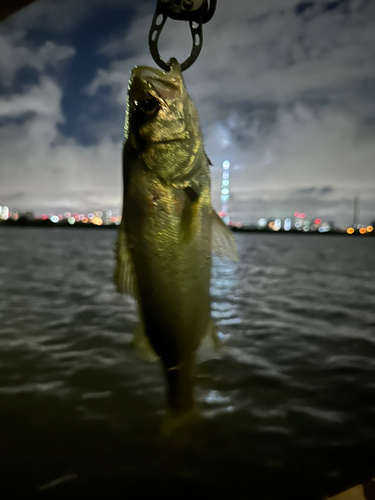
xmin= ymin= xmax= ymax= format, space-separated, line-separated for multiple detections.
xmin=1 ymin=229 xmax=375 ymax=498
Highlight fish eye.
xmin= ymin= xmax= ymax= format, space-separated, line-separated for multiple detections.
xmin=139 ymin=98 xmax=159 ymax=116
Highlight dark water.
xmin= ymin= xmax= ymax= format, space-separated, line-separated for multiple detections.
xmin=1 ymin=229 xmax=375 ymax=499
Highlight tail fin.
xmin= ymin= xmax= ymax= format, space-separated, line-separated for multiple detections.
xmin=161 ymin=407 xmax=199 ymax=438
xmin=161 ymin=361 xmax=198 ymax=438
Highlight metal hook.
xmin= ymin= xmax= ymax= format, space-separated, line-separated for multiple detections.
xmin=148 ymin=0 xmax=215 ymax=72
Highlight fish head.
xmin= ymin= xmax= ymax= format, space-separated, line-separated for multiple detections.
xmin=126 ymin=59 xmax=201 ymax=167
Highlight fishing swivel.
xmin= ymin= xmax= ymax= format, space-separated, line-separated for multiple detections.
xmin=148 ymin=0 xmax=217 ymax=72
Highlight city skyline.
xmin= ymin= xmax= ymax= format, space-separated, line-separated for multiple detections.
xmin=1 ymin=200 xmax=374 ymax=230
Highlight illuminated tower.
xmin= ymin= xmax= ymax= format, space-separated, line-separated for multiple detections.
xmin=220 ymin=160 xmax=231 ymax=224
xmin=352 ymin=195 xmax=359 ymax=227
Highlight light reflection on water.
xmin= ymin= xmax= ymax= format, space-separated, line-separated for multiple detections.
xmin=0 ymin=229 xmax=375 ymax=499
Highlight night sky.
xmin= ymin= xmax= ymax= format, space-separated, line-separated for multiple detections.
xmin=0 ymin=0 xmax=374 ymax=224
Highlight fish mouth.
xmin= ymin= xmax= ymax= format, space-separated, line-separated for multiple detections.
xmin=130 ymin=61 xmax=183 ymax=103
xmin=132 ymin=58 xmax=181 ymax=82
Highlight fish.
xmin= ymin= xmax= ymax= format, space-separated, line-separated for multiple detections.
xmin=114 ymin=58 xmax=238 ymax=433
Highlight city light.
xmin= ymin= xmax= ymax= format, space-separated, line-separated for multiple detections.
xmin=10 ymin=210 xmax=19 ymax=221
xmin=1 ymin=198 xmax=374 ymax=236
xmin=220 ymin=160 xmax=231 ymax=223
xmin=284 ymin=218 xmax=291 ymax=231
xmin=0 ymin=206 xmax=9 ymax=220
xmin=92 ymin=216 xmax=103 ymax=226
xmin=258 ymin=218 xmax=267 ymax=228
xmin=0 ymin=205 xmax=124 ymax=229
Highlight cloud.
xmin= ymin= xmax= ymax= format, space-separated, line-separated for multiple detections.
xmin=0 ymin=58 xmax=122 ymax=213
xmin=0 ymin=30 xmax=75 ymax=86
xmin=0 ymin=76 xmax=63 ymax=118
xmin=292 ymin=186 xmax=334 ymax=196
xmin=86 ymin=0 xmax=375 ymax=223
xmin=2 ymin=0 xmax=139 ymax=33
xmin=89 ymin=0 xmax=375 ymax=106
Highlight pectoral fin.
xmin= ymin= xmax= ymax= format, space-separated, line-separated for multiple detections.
xmin=211 ymin=209 xmax=239 ymax=262
xmin=196 ymin=318 xmax=222 ymax=362
xmin=114 ymin=228 xmax=137 ymax=297
xmin=133 ymin=322 xmax=159 ymax=362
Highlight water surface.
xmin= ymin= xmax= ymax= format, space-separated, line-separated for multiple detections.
xmin=1 ymin=229 xmax=375 ymax=499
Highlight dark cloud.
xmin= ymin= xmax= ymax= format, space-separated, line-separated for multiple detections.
xmin=292 ymin=187 xmax=318 ymax=195
xmin=291 ymin=186 xmax=334 ymax=196
xmin=323 ymin=0 xmax=348 ymax=13
xmin=295 ymin=2 xmax=315 ymax=16
xmin=320 ymin=186 xmax=334 ymax=194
